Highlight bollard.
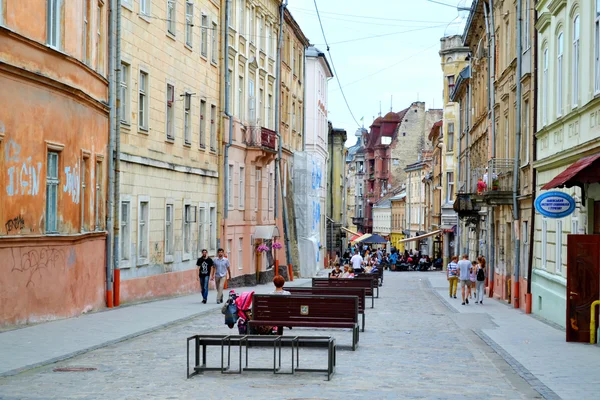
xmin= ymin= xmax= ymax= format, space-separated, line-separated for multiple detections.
xmin=288 ymin=263 xmax=294 ymax=281
xmin=590 ymin=300 xmax=600 ymax=344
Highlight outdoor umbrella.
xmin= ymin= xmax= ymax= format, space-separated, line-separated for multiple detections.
xmin=362 ymin=234 xmax=388 ymax=244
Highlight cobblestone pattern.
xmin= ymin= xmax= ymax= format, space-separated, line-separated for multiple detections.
xmin=0 ymin=273 xmax=540 ymax=399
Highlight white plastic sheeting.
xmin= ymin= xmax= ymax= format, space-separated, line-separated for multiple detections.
xmin=293 ymin=152 xmax=323 ymax=277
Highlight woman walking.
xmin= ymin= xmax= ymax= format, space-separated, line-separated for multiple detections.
xmin=469 ymin=261 xmax=477 ymax=299
xmin=476 ymin=258 xmax=486 ymax=304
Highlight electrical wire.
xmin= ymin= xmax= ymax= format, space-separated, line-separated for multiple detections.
xmin=328 ymin=24 xmax=448 ymax=46
xmin=291 ymin=6 xmax=452 ymax=24
xmin=312 ymin=0 xmax=361 ymax=128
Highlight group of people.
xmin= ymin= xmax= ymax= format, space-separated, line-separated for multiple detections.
xmin=446 ymin=254 xmax=486 ymax=305
xmin=196 ymin=248 xmax=232 ymax=304
xmin=327 ymin=246 xmax=385 ymax=278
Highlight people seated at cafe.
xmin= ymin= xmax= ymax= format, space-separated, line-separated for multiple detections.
xmin=330 ymin=263 xmax=343 ymax=278
xmin=341 ymin=265 xmax=355 ymax=278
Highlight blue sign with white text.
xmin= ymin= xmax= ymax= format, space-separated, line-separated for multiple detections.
xmin=534 ymin=191 xmax=576 ymax=219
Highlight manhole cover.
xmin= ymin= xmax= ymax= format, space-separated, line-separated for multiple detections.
xmin=53 ymin=367 xmax=97 ymax=372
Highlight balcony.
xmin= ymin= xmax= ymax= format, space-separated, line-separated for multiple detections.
xmin=368 ymin=172 xmax=375 ymax=181
xmin=375 ymin=169 xmax=390 ymax=180
xmin=245 ymin=125 xmax=277 ymax=151
xmin=352 ymin=216 xmax=364 ymax=226
xmin=483 ymin=158 xmax=514 ymax=205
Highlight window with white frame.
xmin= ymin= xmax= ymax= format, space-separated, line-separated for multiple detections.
xmin=596 ymin=0 xmax=600 ymax=93
xmin=210 ymin=104 xmax=216 ymax=150
xmin=83 ymin=0 xmax=91 ymax=64
xmin=268 ymin=172 xmax=273 ymax=210
xmin=258 ymin=15 xmax=264 ymax=51
xmin=209 ymin=205 xmax=217 ymax=253
xmin=120 ymin=63 xmax=130 ymax=123
xmin=255 ymin=167 xmax=261 ymax=210
xmin=46 ymin=152 xmax=59 ymax=233
xmin=138 ymin=198 xmax=149 ymax=264
xmin=95 ymin=160 xmax=102 ymax=230
xmin=267 ymin=94 xmax=273 ymax=129
xmin=248 ymin=79 xmax=255 ymax=122
xmin=542 ymin=48 xmax=548 ymax=125
xmin=96 ymin=1 xmax=104 ymax=74
xmin=139 ymin=71 xmax=149 ymax=130
xmin=523 ymin=0 xmax=530 ymax=50
xmin=185 ymin=1 xmax=193 ymax=47
xmin=447 ymin=122 xmax=454 ymax=152
xmin=572 ymin=15 xmax=580 ymax=108
xmin=238 ymin=0 xmax=245 ymax=33
xmin=249 ymin=6 xmax=254 ymax=43
xmin=140 ymin=0 xmax=150 ymax=16
xmin=521 ymin=221 xmax=529 ymax=277
xmin=183 ymin=203 xmax=194 ymax=258
xmin=120 ymin=200 xmax=130 ymax=263
xmin=556 ymin=220 xmax=562 ymax=273
xmin=199 ymin=100 xmax=206 ymax=148
xmin=267 ymin=23 xmax=272 ymax=57
xmin=259 ymin=87 xmax=264 ymax=124
xmin=211 ymin=21 xmax=219 ymax=64
xmin=447 ymin=171 xmax=454 ymax=203
xmin=201 ymin=14 xmax=208 ymax=56
xmin=166 ymin=84 xmax=175 ymax=140
xmin=571 ymin=218 xmax=579 ymax=234
xmin=167 ymin=0 xmax=176 ymax=35
xmin=239 ymin=166 xmax=245 ymax=209
xmin=557 ymin=32 xmax=563 ymax=116
xmin=0 ymin=0 xmax=4 ymax=26
xmin=165 ymin=203 xmax=174 ymax=258
xmin=522 ymin=101 xmax=530 ymax=165
xmin=198 ymin=206 xmax=206 ymax=252
xmin=47 ymin=0 xmax=62 ymax=48
xmin=292 ymin=101 xmax=296 ymax=131
xmin=227 ymin=239 xmax=232 ymax=260
xmin=228 ymin=165 xmax=234 ymax=209
xmin=541 ymin=218 xmax=547 ymax=268
xmin=238 ymin=75 xmax=244 ymax=119
xmin=238 ymin=237 xmax=243 ymax=269
xmin=184 ymin=93 xmax=192 ymax=145
xmin=80 ymin=157 xmax=88 ymax=232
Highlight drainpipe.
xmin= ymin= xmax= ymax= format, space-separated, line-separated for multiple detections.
xmin=488 ymin=0 xmax=496 ymax=297
xmin=512 ymin=0 xmax=523 ymax=308
xmin=105 ymin=0 xmax=116 ymax=308
xmin=274 ymin=1 xmax=285 ymax=221
xmin=223 ymin=0 xmax=232 ymax=224
xmin=112 ymin=0 xmax=122 ymax=307
xmin=302 ymin=47 xmax=307 ymax=152
xmin=329 ymin=127 xmax=333 ymax=260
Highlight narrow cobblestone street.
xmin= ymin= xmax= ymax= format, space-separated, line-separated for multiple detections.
xmin=0 ymin=272 xmax=546 ymax=399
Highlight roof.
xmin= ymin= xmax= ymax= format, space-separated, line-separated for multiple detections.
xmin=541 ymin=153 xmax=600 ymax=190
xmin=306 ymin=45 xmax=333 ymax=78
xmin=390 ymin=193 xmax=407 ymax=201
xmin=450 ymin=65 xmax=471 ymax=102
xmin=284 ymin=8 xmax=310 ymax=47
xmin=428 ymin=120 xmax=443 ymax=141
xmin=383 ymin=111 xmax=401 ymax=123
xmin=373 ymin=198 xmax=392 ymax=208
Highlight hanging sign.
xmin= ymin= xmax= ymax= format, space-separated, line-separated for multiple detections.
xmin=534 ymin=191 xmax=576 ymax=219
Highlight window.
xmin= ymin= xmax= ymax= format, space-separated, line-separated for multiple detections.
xmin=201 ymin=14 xmax=208 ymax=56
xmin=198 ymin=206 xmax=206 ymax=252
xmin=211 ymin=21 xmax=217 ymax=63
xmin=557 ymin=33 xmax=563 ymax=116
xmin=165 ymin=203 xmax=174 ymax=257
xmin=571 ymin=218 xmax=579 ymax=234
xmin=556 ymin=220 xmax=562 ymax=273
xmin=239 ymin=166 xmax=245 ymax=209
xmin=184 ymin=93 xmax=192 ymax=145
xmin=447 ymin=75 xmax=455 ymax=92
xmin=522 ymin=0 xmax=530 ymax=49
xmin=120 ymin=201 xmax=130 ymax=262
xmin=199 ymin=100 xmax=206 ymax=148
xmin=505 ymin=20 xmax=510 ymax=67
xmin=259 ymin=88 xmax=264 ymax=124
xmin=238 ymin=0 xmax=245 ymax=33
xmin=228 ymin=165 xmax=234 ymax=209
xmin=268 ymin=172 xmax=273 ymax=210
xmin=167 ymin=0 xmax=176 ymax=35
xmin=185 ymin=1 xmax=193 ymax=47
xmin=522 ymin=221 xmax=529 ymax=277
xmin=140 ymin=0 xmax=150 ymax=15
xmin=183 ymin=203 xmax=194 ymax=257
xmin=292 ymin=101 xmax=296 ymax=131
xmin=238 ymin=75 xmax=244 ymax=119
xmin=209 ymin=205 xmax=217 ymax=253
xmin=248 ymin=79 xmax=255 ymax=122
xmin=447 ymin=123 xmax=454 ymax=152
xmin=46 ymin=152 xmax=59 ymax=233
xmin=210 ymin=105 xmax=216 ymax=151
xmin=166 ymin=84 xmax=175 ymax=140
xmin=267 ymin=94 xmax=273 ymax=129
xmin=572 ymin=15 xmax=580 ymax=107
xmin=255 ymin=167 xmax=261 ymax=210
xmin=83 ymin=0 xmax=91 ymax=64
xmin=267 ymin=23 xmax=272 ymax=57
xmin=139 ymin=71 xmax=149 ymax=130
xmin=80 ymin=157 xmax=88 ymax=232
xmin=542 ymin=48 xmax=548 ymax=125
xmin=596 ymin=0 xmax=600 ymax=93
xmin=138 ymin=198 xmax=149 ymax=264
xmin=120 ymin=63 xmax=130 ymax=123
xmin=238 ymin=237 xmax=243 ymax=269
xmin=446 ymin=172 xmax=454 ymax=203
xmin=504 ymin=115 xmax=509 ymax=158
xmin=47 ymin=0 xmax=62 ymax=48
xmin=522 ymin=101 xmax=530 ymax=164
xmin=259 ymin=15 xmax=264 ymax=51
xmin=542 ymin=218 xmax=547 ymax=269
xmin=227 ymin=239 xmax=232 ymax=260
xmin=95 ymin=160 xmax=103 ymax=230
xmin=96 ymin=1 xmax=104 ymax=74
xmin=249 ymin=6 xmax=254 ymax=43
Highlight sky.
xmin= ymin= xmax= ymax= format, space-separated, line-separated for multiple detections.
xmin=286 ymin=0 xmax=470 ymax=147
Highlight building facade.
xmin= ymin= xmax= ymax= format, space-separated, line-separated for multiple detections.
xmin=326 ymin=124 xmax=347 ymax=261
xmin=372 ymin=198 xmax=392 ymax=238
xmin=390 ymin=192 xmax=407 ymax=252
xmin=532 ymin=0 xmax=600 ymax=327
xmin=0 ymin=0 xmax=110 ymax=325
xmin=404 ymin=156 xmax=432 ymax=254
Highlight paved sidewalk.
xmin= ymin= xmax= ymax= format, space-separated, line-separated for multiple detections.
xmin=429 ymin=272 xmax=600 ymax=400
xmin=0 ymin=278 xmax=311 ymax=377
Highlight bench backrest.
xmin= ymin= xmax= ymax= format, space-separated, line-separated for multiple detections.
xmin=284 ymin=287 xmax=365 ymax=312
xmin=252 ymin=294 xmax=358 ymax=324
xmin=356 ymin=273 xmax=379 ymax=282
xmin=312 ymin=277 xmax=374 ymax=296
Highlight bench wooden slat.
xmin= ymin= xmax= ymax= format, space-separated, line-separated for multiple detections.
xmin=312 ymin=278 xmax=375 ymax=308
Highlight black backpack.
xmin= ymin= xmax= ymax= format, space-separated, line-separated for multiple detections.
xmin=476 ymin=267 xmax=485 ymax=281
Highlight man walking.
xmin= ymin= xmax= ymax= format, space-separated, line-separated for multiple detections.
xmin=457 ymin=254 xmax=472 ymax=305
xmin=210 ymin=248 xmax=231 ymax=303
xmin=350 ymin=251 xmax=364 ymax=274
xmin=196 ymin=249 xmax=213 ymax=304
xmin=446 ymin=255 xmax=459 ymax=298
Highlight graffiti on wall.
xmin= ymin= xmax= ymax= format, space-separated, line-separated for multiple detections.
xmin=5 ymin=215 xmax=25 ymax=233
xmin=312 ymin=201 xmax=321 ymax=232
xmin=5 ymin=139 xmax=42 ymax=197
xmin=10 ymin=247 xmax=65 ymax=287
xmin=63 ymin=161 xmax=81 ymax=204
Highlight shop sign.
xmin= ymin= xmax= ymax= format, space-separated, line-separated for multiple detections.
xmin=534 ymin=191 xmax=576 ymax=218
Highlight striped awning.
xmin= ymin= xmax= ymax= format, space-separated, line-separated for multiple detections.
xmin=398 ymin=230 xmax=442 ymax=244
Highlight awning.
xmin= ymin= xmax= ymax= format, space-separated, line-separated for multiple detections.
xmin=349 ymin=233 xmax=363 ymax=242
xmin=542 ymin=153 xmax=600 ymax=190
xmin=254 ymin=225 xmax=280 ymax=239
xmin=341 ymin=226 xmax=360 ymax=236
xmin=352 ymin=233 xmax=372 ymax=244
xmin=362 ymin=234 xmax=388 ymax=244
xmin=398 ymin=230 xmax=442 ymax=244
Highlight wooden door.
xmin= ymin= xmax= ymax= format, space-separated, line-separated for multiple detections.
xmin=566 ymin=234 xmax=600 ymax=342
xmin=594 ymin=201 xmax=600 ymax=234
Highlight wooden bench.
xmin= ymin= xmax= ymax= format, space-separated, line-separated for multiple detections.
xmin=186 ymin=334 xmax=336 ymax=380
xmin=248 ymin=294 xmax=360 ymax=351
xmin=356 ymin=273 xmax=381 ymax=297
xmin=312 ymin=277 xmax=375 ymax=308
xmin=285 ymin=286 xmax=367 ymax=332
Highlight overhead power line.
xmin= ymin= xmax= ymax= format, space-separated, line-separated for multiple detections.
xmin=313 ymin=0 xmax=361 ymax=128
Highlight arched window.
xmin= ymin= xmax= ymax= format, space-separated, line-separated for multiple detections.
xmin=542 ymin=47 xmax=548 ymax=125
xmin=572 ymin=15 xmax=580 ymax=107
xmin=557 ymin=32 xmax=564 ymax=116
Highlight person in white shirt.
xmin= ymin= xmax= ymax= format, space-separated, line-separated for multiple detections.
xmin=457 ymin=254 xmax=472 ymax=305
xmin=350 ymin=253 xmax=364 ymax=274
